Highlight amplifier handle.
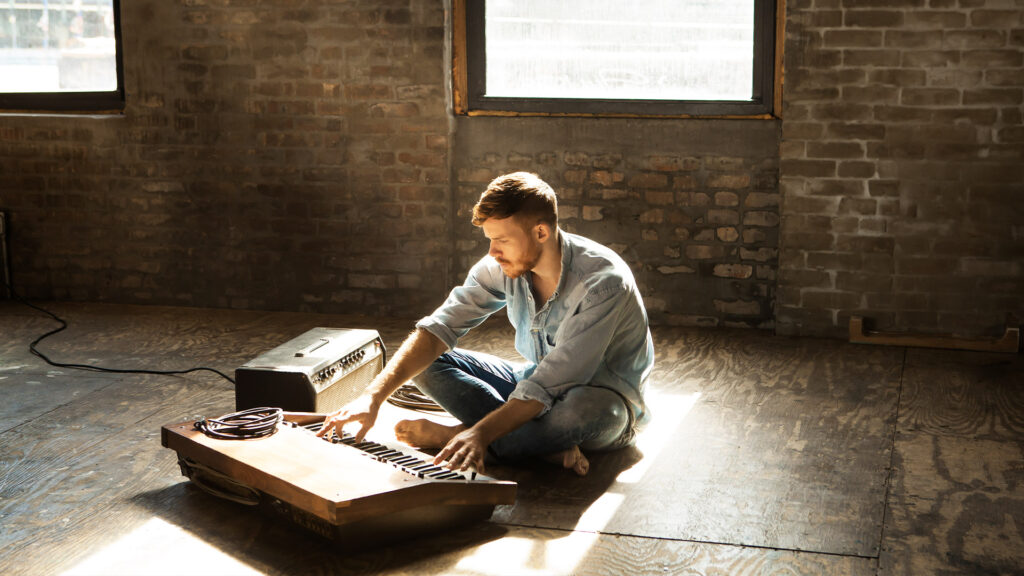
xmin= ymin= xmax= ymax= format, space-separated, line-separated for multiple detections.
xmin=294 ymin=338 xmax=330 ymax=357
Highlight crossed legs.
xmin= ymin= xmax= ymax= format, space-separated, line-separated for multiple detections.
xmin=395 ymin=349 xmax=631 ymax=476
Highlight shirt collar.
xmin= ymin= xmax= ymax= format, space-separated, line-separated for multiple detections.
xmin=551 ymin=228 xmax=572 ymax=300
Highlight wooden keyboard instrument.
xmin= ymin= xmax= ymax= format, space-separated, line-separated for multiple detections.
xmin=161 ymin=412 xmax=517 ymax=545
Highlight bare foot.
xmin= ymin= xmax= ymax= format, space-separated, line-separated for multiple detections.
xmin=543 ymin=445 xmax=590 ymax=476
xmin=394 ymin=419 xmax=465 ymax=449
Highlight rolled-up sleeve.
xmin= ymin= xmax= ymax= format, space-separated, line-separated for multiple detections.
xmin=415 ymin=258 xmax=507 ymax=351
xmin=508 ymin=283 xmax=629 ymax=416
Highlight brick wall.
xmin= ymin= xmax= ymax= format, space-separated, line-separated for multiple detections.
xmin=779 ymin=0 xmax=1024 ymax=337
xmin=452 ymin=118 xmax=780 ymax=329
xmin=1 ymin=0 xmax=1020 ymax=337
xmin=0 ymin=0 xmax=451 ymax=317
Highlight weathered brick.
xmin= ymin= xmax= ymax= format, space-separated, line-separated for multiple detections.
xmin=945 ymin=30 xmax=1007 ymax=50
xmin=843 ymin=49 xmax=901 ymax=67
xmin=901 ymin=50 xmax=961 ymax=68
xmin=900 ymin=88 xmax=961 ymax=106
xmin=714 ymin=299 xmax=761 ymax=316
xmin=591 ymin=170 xmax=624 ymax=187
xmin=780 ymin=159 xmax=837 ymax=178
xmin=645 ymin=191 xmax=675 ymax=205
xmin=714 ymin=264 xmax=753 ymax=279
xmin=641 ymin=156 xmax=700 ymax=172
xmin=715 ymin=192 xmax=740 ymax=207
xmin=884 ymin=30 xmax=944 ymax=49
xmin=985 ymin=68 xmax=1024 ymax=85
xmin=868 ymin=69 xmax=927 ymax=87
xmin=628 ymin=173 xmax=669 ymax=189
xmin=717 ymin=227 xmax=740 ymax=242
xmin=745 ymin=211 xmax=781 ymax=227
xmin=963 ymin=89 xmax=1023 ymax=106
xmin=686 ymin=245 xmax=725 ymax=260
xmin=708 ymin=209 xmax=740 ymax=225
xmin=904 ymin=11 xmax=966 ymax=29
xmin=807 ymin=141 xmax=865 ymax=159
xmin=707 ymin=173 xmax=751 ymax=189
xmin=657 ymin=265 xmax=695 ymax=275
xmin=746 ymin=192 xmax=780 ymax=208
xmin=838 ymin=160 xmax=878 ymax=178
xmin=824 ymin=29 xmax=884 ymax=48
xmin=845 ymin=10 xmax=904 ymax=27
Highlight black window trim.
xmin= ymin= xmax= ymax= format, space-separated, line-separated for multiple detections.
xmin=463 ymin=0 xmax=777 ymax=118
xmin=0 ymin=0 xmax=125 ymax=113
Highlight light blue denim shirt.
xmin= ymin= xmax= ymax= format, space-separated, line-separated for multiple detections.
xmin=416 ymin=229 xmax=654 ymax=426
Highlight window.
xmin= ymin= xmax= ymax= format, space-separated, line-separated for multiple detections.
xmin=455 ymin=0 xmax=778 ymax=118
xmin=0 ymin=0 xmax=123 ymax=112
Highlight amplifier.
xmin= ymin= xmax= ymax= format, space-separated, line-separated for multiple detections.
xmin=235 ymin=327 xmax=386 ymax=413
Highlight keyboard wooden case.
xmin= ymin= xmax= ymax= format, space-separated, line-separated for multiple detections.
xmin=161 ymin=414 xmax=517 ymax=545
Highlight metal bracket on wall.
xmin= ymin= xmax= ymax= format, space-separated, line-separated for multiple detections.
xmin=849 ymin=315 xmax=1021 ymax=354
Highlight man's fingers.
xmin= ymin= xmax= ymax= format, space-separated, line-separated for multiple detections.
xmin=434 ymin=444 xmax=482 ymax=472
xmin=316 ymin=412 xmax=348 ymax=437
xmin=353 ymin=422 xmax=372 ymax=443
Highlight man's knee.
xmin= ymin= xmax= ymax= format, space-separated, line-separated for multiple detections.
xmin=564 ymin=386 xmax=628 ymax=426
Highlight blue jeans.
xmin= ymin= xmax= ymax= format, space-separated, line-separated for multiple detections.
xmin=413 ymin=349 xmax=634 ymax=461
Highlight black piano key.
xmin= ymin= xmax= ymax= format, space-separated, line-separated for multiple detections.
xmin=300 ymin=423 xmax=480 ymax=481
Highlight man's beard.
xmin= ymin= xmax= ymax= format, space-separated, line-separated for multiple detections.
xmin=496 ymin=241 xmax=543 ymax=279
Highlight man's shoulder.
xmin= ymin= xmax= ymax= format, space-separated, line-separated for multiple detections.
xmin=563 ymin=232 xmax=635 ymax=294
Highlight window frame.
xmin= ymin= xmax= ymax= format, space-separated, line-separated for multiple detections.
xmin=453 ymin=0 xmax=782 ymax=119
xmin=0 ymin=0 xmax=125 ymax=113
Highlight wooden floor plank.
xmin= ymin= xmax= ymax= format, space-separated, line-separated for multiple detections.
xmin=2 ymin=302 xmax=1019 ymax=575
xmin=496 ymin=327 xmax=902 ymax=557
xmin=879 ymin=348 xmax=1024 ymax=576
xmin=899 ymin=348 xmax=1024 ymax=439
xmin=58 ymin=487 xmax=878 ymax=576
xmin=0 ymin=374 xmax=235 ymax=574
xmin=879 ymin=431 xmax=1024 ymax=576
xmin=0 ymin=373 xmax=117 ymax=434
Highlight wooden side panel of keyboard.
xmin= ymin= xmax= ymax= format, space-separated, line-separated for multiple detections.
xmin=161 ymin=420 xmax=517 ymax=527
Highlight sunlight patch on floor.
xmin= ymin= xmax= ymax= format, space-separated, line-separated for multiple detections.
xmin=60 ymin=517 xmax=261 ymax=576
xmin=453 ymin=531 xmax=601 ymax=576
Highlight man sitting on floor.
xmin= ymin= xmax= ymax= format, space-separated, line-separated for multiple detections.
xmin=319 ymin=172 xmax=653 ymax=476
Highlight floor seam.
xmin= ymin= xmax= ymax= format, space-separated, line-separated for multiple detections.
xmin=873 ymin=345 xmax=908 ymax=575
xmin=495 ymin=520 xmax=882 ymax=561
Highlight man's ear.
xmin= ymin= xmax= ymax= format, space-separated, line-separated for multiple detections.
xmin=534 ymin=222 xmax=552 ymax=243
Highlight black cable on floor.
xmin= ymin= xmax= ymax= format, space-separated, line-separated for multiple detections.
xmin=5 ymin=281 xmax=236 ymax=384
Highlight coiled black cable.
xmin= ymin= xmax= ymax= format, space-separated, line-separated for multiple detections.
xmin=194 ymin=407 xmax=283 ymax=440
xmin=387 ymin=382 xmax=446 ymax=413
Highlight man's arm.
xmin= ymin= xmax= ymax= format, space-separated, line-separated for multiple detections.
xmin=317 ymin=327 xmax=447 ymax=441
xmin=433 ymin=397 xmax=544 ymax=472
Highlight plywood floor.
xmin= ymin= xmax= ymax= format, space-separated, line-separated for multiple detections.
xmin=1 ymin=301 xmax=1022 ymax=575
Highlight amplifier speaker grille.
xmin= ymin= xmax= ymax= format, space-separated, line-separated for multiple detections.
xmin=315 ymin=355 xmax=384 ymax=413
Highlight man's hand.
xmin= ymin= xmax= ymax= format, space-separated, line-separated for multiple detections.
xmin=316 ymin=394 xmax=379 ymax=443
xmin=315 ymin=328 xmax=447 ymax=443
xmin=433 ymin=427 xmax=490 ymax=473
xmin=431 ymin=398 xmax=544 ymax=473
